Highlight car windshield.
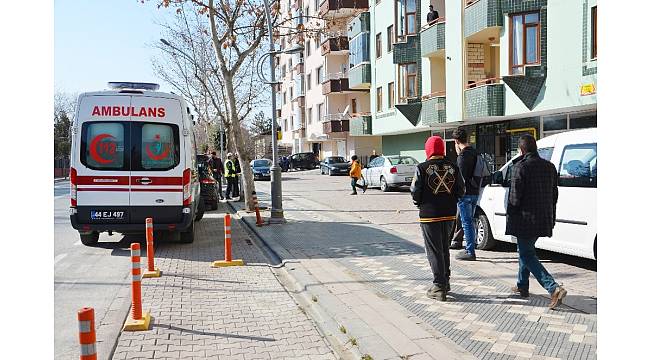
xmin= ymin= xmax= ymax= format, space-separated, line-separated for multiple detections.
xmin=253 ymin=159 xmax=271 ymax=167
xmin=387 ymin=156 xmax=418 ymax=165
xmin=329 ymin=157 xmax=345 ymax=163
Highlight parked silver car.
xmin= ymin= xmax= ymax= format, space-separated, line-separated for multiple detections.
xmin=361 ymin=155 xmax=419 ymax=192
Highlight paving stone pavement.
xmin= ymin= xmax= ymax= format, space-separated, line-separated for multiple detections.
xmin=248 ymin=186 xmax=597 ymax=360
xmin=112 ymin=206 xmax=336 ymax=360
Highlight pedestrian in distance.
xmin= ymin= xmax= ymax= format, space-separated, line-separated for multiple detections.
xmin=427 ymin=5 xmax=439 ymax=24
xmin=411 ymin=136 xmax=465 ymax=301
xmin=209 ymin=151 xmax=225 ymax=200
xmin=507 ymin=134 xmax=567 ymax=309
xmin=233 ymin=153 xmax=242 ymax=199
xmin=452 ymin=128 xmax=480 ymax=261
xmin=224 ymin=153 xmax=236 ymax=200
xmin=369 ymin=150 xmax=379 ymax=162
xmin=349 ymin=155 xmax=368 ymax=195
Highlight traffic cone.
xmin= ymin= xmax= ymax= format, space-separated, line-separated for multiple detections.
xmin=78 ymin=307 xmax=97 ymax=360
xmin=122 ymin=243 xmax=151 ymax=331
xmin=252 ymin=191 xmax=265 ymax=226
xmin=142 ymin=218 xmax=161 ymax=278
xmin=212 ymin=214 xmax=244 ymax=267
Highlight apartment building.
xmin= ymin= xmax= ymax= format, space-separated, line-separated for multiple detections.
xmin=276 ymin=0 xmax=381 ymax=160
xmin=362 ymin=0 xmax=596 ymax=166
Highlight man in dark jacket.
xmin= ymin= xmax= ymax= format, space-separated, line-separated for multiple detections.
xmin=209 ymin=151 xmax=225 ymax=200
xmin=427 ymin=5 xmax=439 ymax=24
xmin=233 ymin=153 xmax=242 ymax=199
xmin=411 ymin=136 xmax=465 ymax=301
xmin=507 ymin=134 xmax=567 ymax=310
xmin=452 ymin=128 xmax=480 ymax=261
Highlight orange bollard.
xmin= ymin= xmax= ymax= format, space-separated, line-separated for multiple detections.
xmin=252 ymin=192 xmax=265 ymax=227
xmin=143 ymin=218 xmax=161 ymax=278
xmin=212 ymin=213 xmax=244 ymax=267
xmin=78 ymin=307 xmax=97 ymax=360
xmin=122 ymin=243 xmax=151 ymax=331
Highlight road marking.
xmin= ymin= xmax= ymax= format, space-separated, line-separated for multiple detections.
xmin=54 ymin=253 xmax=68 ymax=265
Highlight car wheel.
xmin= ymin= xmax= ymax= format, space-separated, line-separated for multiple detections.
xmin=180 ymin=220 xmax=195 ymax=243
xmin=328 ymin=168 xmax=333 ymax=176
xmin=79 ymin=231 xmax=99 ymax=246
xmin=380 ymin=176 xmax=390 ymax=192
xmin=475 ymin=212 xmax=496 ymax=250
xmin=320 ymin=167 xmax=324 ymax=175
xmin=211 ymin=200 xmax=219 ymax=211
xmin=195 ymin=197 xmax=205 ymax=222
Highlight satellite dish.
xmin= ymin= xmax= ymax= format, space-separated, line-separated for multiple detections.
xmin=342 ymin=105 xmax=350 ymax=119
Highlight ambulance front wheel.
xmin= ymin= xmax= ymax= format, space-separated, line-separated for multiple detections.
xmin=79 ymin=231 xmax=99 ymax=246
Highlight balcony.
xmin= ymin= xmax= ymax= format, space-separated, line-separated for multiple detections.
xmin=464 ymin=79 xmax=504 ymax=118
xmin=420 ymin=92 xmax=446 ymax=125
xmin=322 ymin=72 xmax=350 ymax=95
xmin=350 ymin=114 xmax=372 ymax=136
xmin=322 ymin=114 xmax=350 ymax=134
xmin=319 ymin=0 xmax=369 ymax=19
xmin=348 ymin=63 xmax=371 ymax=89
xmin=420 ymin=18 xmax=445 ymax=57
xmin=321 ymin=35 xmax=349 ymax=55
xmin=348 ymin=11 xmax=370 ymax=39
xmin=392 ymin=34 xmax=420 ymax=64
xmin=464 ymin=0 xmax=502 ymax=39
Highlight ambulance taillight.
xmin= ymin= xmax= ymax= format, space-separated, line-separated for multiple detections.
xmin=182 ymin=168 xmax=192 ymax=207
xmin=70 ymin=167 xmax=77 ymax=207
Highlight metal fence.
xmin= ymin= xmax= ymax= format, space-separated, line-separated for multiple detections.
xmin=54 ymin=157 xmax=70 ymax=179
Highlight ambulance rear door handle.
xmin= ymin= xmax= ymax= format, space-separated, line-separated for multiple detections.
xmin=138 ymin=178 xmax=152 ymax=184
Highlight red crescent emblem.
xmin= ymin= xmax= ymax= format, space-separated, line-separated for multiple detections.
xmin=89 ymin=134 xmax=117 ymax=164
xmin=145 ymin=143 xmax=170 ymax=161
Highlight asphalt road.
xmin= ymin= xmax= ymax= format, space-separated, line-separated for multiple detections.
xmin=54 ymin=180 xmax=135 ymax=360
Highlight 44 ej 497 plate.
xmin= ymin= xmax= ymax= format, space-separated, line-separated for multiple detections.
xmin=90 ymin=210 xmax=125 ymax=220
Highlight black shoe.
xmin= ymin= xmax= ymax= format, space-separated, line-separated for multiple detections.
xmin=447 ymin=284 xmax=451 ymax=292
xmin=226 ymin=197 xmax=232 ymax=200
xmin=363 ymin=184 xmax=368 ymax=193
xmin=350 ymin=192 xmax=358 ymax=195
xmin=426 ymin=285 xmax=447 ymax=301
xmin=455 ymin=251 xmax=476 ymax=261
xmin=449 ymin=241 xmax=463 ymax=250
xmin=511 ymin=286 xmax=529 ymax=298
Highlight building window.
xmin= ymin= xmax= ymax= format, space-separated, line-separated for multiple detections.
xmin=307 ymin=107 xmax=312 ymax=124
xmin=281 ymin=65 xmax=286 ymax=78
xmin=558 ymin=143 xmax=597 ymax=188
xmin=317 ymin=103 xmax=324 ymax=122
xmin=306 ymin=40 xmax=311 ymax=57
xmin=288 ymin=57 xmax=293 ymax=68
xmin=387 ymin=25 xmax=393 ymax=52
xmin=290 ymin=116 xmax=294 ymax=130
xmin=376 ymin=33 xmax=382 ymax=58
xmin=591 ymin=6 xmax=597 ymax=59
xmin=305 ymin=6 xmax=310 ymax=17
xmin=307 ymin=73 xmax=312 ymax=90
xmin=350 ymin=32 xmax=370 ymax=68
xmin=283 ymin=91 xmax=287 ymax=105
xmin=289 ymin=87 xmax=293 ymax=99
xmin=317 ymin=66 xmax=323 ymax=84
xmin=404 ymin=0 xmax=417 ymax=35
xmin=388 ymin=82 xmax=395 ymax=108
xmin=399 ymin=63 xmax=417 ymax=100
xmin=510 ymin=11 xmax=541 ymax=75
xmin=376 ymin=86 xmax=383 ymax=112
xmin=284 ymin=119 xmax=288 ymax=133
xmin=351 ymin=99 xmax=357 ymax=114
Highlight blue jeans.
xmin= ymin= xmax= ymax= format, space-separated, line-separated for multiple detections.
xmin=516 ymin=237 xmax=559 ymax=294
xmin=458 ymin=195 xmax=479 ymax=255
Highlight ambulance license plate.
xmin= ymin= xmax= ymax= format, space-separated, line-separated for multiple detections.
xmin=405 ymin=177 xmax=413 ymax=181
xmin=90 ymin=210 xmax=125 ymax=220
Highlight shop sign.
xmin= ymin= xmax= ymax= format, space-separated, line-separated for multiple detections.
xmin=580 ymin=83 xmax=596 ymax=96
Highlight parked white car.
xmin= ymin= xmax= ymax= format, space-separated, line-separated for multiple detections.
xmin=475 ymin=128 xmax=597 ymax=260
xmin=361 ymin=155 xmax=419 ymax=192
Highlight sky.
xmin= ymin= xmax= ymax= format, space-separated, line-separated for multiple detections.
xmin=55 ymin=0 xmax=182 ymax=95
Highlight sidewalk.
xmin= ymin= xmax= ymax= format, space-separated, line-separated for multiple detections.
xmin=233 ymin=190 xmax=597 ymax=360
xmin=112 ymin=206 xmax=336 ymax=360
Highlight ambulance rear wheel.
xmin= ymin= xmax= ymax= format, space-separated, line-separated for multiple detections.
xmin=179 ymin=221 xmax=195 ymax=243
xmin=195 ymin=198 xmax=205 ymax=222
xmin=79 ymin=231 xmax=99 ymax=246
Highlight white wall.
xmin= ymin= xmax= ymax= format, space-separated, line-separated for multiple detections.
xmin=444 ymin=0 xmax=464 ymax=122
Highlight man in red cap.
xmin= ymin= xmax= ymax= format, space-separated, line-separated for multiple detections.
xmin=411 ymin=136 xmax=465 ymax=301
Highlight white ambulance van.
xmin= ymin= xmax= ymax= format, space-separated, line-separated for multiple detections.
xmin=69 ymin=82 xmax=204 ymax=245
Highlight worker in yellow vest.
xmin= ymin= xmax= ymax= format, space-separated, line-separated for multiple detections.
xmin=224 ymin=153 xmax=236 ymax=200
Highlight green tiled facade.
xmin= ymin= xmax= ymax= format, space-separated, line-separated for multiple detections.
xmin=420 ymin=22 xmax=445 ymax=57
xmin=350 ymin=115 xmax=372 ymax=136
xmin=349 ymin=63 xmax=371 ymax=89
xmin=464 ymin=0 xmax=502 ymax=38
xmin=349 ymin=11 xmax=371 ymax=38
xmin=392 ymin=35 xmax=420 ymax=64
xmin=464 ymin=84 xmax=504 ymax=118
xmin=420 ymin=96 xmax=446 ymax=125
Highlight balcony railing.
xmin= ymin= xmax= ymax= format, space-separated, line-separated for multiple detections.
xmin=392 ymin=34 xmax=420 ymax=64
xmin=321 ymin=36 xmax=349 ymax=55
xmin=350 ymin=113 xmax=372 ymax=136
xmin=421 ymin=93 xmax=446 ymax=125
xmin=320 ymin=0 xmax=369 ymax=18
xmin=348 ymin=62 xmax=371 ymax=89
xmin=464 ymin=79 xmax=504 ymax=118
xmin=322 ymin=116 xmax=350 ymax=133
xmin=420 ymin=18 xmax=445 ymax=57
xmin=464 ymin=0 xmax=502 ymax=38
xmin=322 ymin=71 xmax=350 ymax=94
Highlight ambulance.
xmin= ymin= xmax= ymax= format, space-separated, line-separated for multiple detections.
xmin=69 ymin=82 xmax=204 ymax=245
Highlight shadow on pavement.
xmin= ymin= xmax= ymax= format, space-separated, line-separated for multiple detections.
xmin=152 ymin=323 xmax=276 ymax=342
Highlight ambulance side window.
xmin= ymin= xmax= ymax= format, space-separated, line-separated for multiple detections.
xmin=133 ymin=123 xmax=180 ymax=171
xmin=80 ymin=122 xmax=128 ymax=170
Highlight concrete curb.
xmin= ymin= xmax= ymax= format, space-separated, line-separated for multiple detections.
xmin=226 ymin=201 xmax=363 ymax=360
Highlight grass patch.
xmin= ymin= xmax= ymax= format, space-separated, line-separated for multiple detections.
xmin=311 ymin=295 xmax=318 ymax=302
xmin=361 ymin=354 xmax=373 ymax=360
xmin=339 ymin=325 xmax=347 ymax=334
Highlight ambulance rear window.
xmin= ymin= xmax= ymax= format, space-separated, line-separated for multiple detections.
xmin=132 ymin=123 xmax=180 ymax=171
xmin=81 ymin=122 xmax=128 ymax=171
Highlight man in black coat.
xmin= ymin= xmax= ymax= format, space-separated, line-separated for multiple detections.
xmin=506 ymin=134 xmax=567 ymax=310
